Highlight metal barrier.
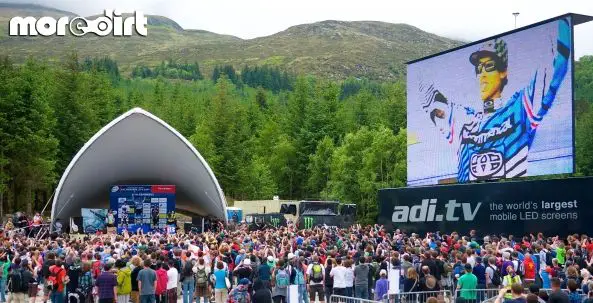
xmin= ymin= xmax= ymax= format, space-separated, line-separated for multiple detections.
xmin=453 ymin=288 xmax=502 ymax=303
xmin=382 ymin=290 xmax=453 ymax=303
xmin=330 ymin=294 xmax=382 ymax=303
xmin=451 ymin=288 xmax=588 ymax=303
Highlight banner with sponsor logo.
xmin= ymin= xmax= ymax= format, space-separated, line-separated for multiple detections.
xmin=377 ymin=177 xmax=592 ymax=235
xmin=109 ymin=185 xmax=176 ymax=233
xmin=297 ymin=215 xmax=355 ymax=229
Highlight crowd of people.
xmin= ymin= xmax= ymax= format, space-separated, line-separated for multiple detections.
xmin=0 ymin=216 xmax=591 ymax=303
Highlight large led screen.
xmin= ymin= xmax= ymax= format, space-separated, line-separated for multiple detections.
xmin=407 ymin=17 xmax=574 ymax=186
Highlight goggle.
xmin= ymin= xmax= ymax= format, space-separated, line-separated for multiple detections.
xmin=475 ymin=60 xmax=498 ymax=74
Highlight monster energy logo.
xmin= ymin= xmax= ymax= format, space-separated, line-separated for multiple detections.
xmin=303 ymin=217 xmax=314 ymax=229
xmin=270 ymin=217 xmax=280 ymax=228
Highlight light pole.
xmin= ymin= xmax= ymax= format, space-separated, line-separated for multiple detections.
xmin=513 ymin=12 xmax=520 ymax=28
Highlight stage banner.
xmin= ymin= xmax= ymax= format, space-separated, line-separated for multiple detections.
xmin=109 ymin=185 xmax=176 ymax=233
xmin=378 ymin=177 xmax=593 ymax=236
xmin=81 ymin=208 xmax=107 ymax=233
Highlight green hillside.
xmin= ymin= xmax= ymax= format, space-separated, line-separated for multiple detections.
xmin=0 ymin=3 xmax=462 ymax=80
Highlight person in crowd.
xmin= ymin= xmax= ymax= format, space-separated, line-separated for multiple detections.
xmin=307 ymin=255 xmax=325 ymax=302
xmin=78 ymin=261 xmax=94 ymax=303
xmin=155 ymin=262 xmax=168 ymax=303
xmin=353 ymin=257 xmax=369 ymax=300
xmin=503 ymin=265 xmax=522 ymax=299
xmin=166 ymin=260 xmax=178 ymax=303
xmin=343 ymin=259 xmax=354 ymax=298
xmin=228 ymin=278 xmax=251 ymax=303
xmin=495 ymin=283 xmax=526 ymax=303
xmin=457 ymin=263 xmax=478 ymax=303
xmin=403 ymin=267 xmax=419 ymax=293
xmin=116 ymin=259 xmax=132 ymax=303
xmin=48 ymin=259 xmax=68 ymax=303
xmin=130 ymin=256 xmax=143 ymax=303
xmin=0 ymin=254 xmax=10 ymax=303
xmin=323 ymin=258 xmax=334 ymax=303
xmin=253 ymin=279 xmax=272 ymax=303
xmin=330 ymin=257 xmax=347 ymax=297
xmin=213 ymin=261 xmax=229 ymax=303
xmin=194 ymin=258 xmax=211 ymax=303
xmin=138 ymin=259 xmax=157 ymax=303
xmin=95 ymin=263 xmax=117 ymax=303
xmin=528 ymin=285 xmax=547 ymax=303
xmin=548 ymin=277 xmax=570 ymax=303
xmin=271 ymin=259 xmax=289 ymax=303
xmin=179 ymin=252 xmax=195 ymax=303
xmin=374 ymin=270 xmax=389 ymax=301
xmin=7 ymin=258 xmax=33 ymax=303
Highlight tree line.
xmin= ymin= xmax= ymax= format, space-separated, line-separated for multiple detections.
xmin=0 ymin=54 xmax=592 ymax=223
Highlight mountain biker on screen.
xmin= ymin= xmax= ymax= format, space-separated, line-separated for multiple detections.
xmin=420 ymin=18 xmax=571 ymax=182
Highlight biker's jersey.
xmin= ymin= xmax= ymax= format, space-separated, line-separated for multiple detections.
xmin=456 ymin=84 xmax=538 ymax=182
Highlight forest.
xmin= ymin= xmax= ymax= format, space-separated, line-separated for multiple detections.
xmin=1 ymin=54 xmax=592 ymax=224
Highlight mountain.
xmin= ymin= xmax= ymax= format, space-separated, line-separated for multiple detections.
xmin=0 ymin=3 xmax=463 ymax=80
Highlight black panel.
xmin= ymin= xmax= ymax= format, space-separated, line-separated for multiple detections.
xmin=378 ymin=177 xmax=593 ymax=236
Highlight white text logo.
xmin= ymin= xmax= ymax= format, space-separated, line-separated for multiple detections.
xmin=9 ymin=10 xmax=148 ymax=37
xmin=392 ymin=199 xmax=482 ymax=222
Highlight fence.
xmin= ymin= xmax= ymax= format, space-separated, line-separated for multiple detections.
xmin=383 ymin=290 xmax=453 ymax=303
xmin=451 ymin=288 xmax=588 ymax=303
xmin=452 ymin=288 xmax=504 ymax=303
xmin=330 ymin=294 xmax=382 ymax=303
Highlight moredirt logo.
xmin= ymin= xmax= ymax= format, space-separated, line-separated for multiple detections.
xmin=9 ymin=9 xmax=147 ymax=37
xmin=303 ymin=217 xmax=314 ymax=229
xmin=392 ymin=199 xmax=482 ymax=223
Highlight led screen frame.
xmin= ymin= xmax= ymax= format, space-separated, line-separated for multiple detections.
xmin=406 ymin=13 xmax=592 ymax=186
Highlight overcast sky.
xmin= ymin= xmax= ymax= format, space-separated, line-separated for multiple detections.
xmin=7 ymin=0 xmax=593 ymax=59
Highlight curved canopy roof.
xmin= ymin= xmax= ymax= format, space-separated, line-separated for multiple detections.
xmin=51 ymin=108 xmax=227 ymax=222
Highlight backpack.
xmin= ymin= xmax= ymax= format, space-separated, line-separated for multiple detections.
xmin=230 ymin=288 xmax=249 ymax=303
xmin=295 ymin=269 xmax=305 ymax=285
xmin=275 ymin=269 xmax=290 ymax=288
xmin=490 ymin=265 xmax=502 ymax=287
xmin=9 ymin=268 xmax=27 ymax=293
xmin=47 ymin=266 xmax=63 ymax=292
xmin=182 ymin=261 xmax=194 ymax=279
xmin=311 ymin=263 xmax=323 ymax=283
xmin=196 ymin=267 xmax=208 ymax=286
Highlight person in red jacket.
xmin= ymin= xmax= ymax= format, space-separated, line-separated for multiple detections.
xmin=155 ymin=262 xmax=169 ymax=303
xmin=523 ymin=254 xmax=536 ymax=287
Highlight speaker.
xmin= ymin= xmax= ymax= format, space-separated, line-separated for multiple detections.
xmin=192 ymin=216 xmax=203 ymax=225
xmin=184 ymin=223 xmax=202 ymax=233
xmin=341 ymin=204 xmax=357 ymax=216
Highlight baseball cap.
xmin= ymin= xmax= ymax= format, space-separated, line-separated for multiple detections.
xmin=469 ymin=38 xmax=508 ymax=69
xmin=288 ymin=253 xmax=295 ymax=260
xmin=239 ymin=278 xmax=250 ymax=285
xmin=243 ymin=259 xmax=251 ymax=265
xmin=267 ymin=256 xmax=274 ymax=262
